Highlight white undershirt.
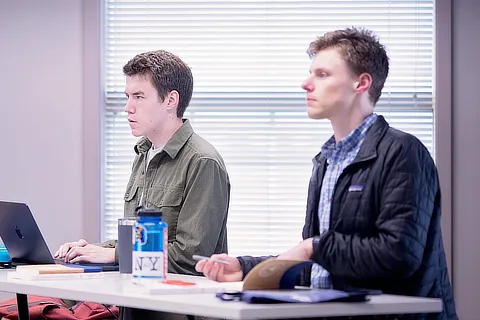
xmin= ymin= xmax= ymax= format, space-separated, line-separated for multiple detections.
xmin=146 ymin=146 xmax=164 ymax=168
xmin=139 ymin=146 xmax=164 ymax=206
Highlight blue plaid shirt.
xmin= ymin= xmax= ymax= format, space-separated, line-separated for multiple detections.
xmin=310 ymin=113 xmax=378 ymax=289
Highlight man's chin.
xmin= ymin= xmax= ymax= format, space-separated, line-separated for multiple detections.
xmin=130 ymin=130 xmax=143 ymax=137
xmin=306 ymin=109 xmax=327 ymax=120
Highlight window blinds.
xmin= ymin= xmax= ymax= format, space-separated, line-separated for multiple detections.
xmin=103 ymin=0 xmax=435 ymax=256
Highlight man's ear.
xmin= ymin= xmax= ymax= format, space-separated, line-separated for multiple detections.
xmin=354 ymin=73 xmax=372 ymax=95
xmin=166 ymin=90 xmax=180 ymax=112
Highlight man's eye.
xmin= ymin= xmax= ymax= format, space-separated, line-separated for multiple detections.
xmin=320 ymin=72 xmax=328 ymax=78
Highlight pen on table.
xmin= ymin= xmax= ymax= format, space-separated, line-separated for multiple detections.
xmin=192 ymin=254 xmax=230 ymax=265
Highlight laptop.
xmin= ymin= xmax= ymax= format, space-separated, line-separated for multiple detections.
xmin=0 ymin=201 xmax=119 ymax=271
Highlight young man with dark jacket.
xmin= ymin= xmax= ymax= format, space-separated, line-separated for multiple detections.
xmin=196 ymin=27 xmax=457 ymax=320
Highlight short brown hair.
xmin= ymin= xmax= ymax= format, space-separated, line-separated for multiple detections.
xmin=307 ymin=27 xmax=389 ymax=105
xmin=123 ymin=50 xmax=193 ymax=118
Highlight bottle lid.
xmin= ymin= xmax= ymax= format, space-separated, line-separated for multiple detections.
xmin=135 ymin=206 xmax=163 ymax=217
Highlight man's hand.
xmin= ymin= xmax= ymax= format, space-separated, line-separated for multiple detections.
xmin=54 ymin=239 xmax=88 ymax=259
xmin=64 ymin=245 xmax=115 ymax=264
xmin=54 ymin=239 xmax=115 ymax=264
xmin=277 ymin=238 xmax=314 ymax=261
xmin=194 ymin=253 xmax=243 ymax=282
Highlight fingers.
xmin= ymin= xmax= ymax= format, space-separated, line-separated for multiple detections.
xmin=195 ymin=259 xmax=207 ymax=272
xmin=202 ymin=260 xmax=224 ymax=281
xmin=68 ymin=254 xmax=88 ymax=264
xmin=54 ymin=239 xmax=89 ymax=259
xmin=53 ymin=247 xmax=61 ymax=258
xmin=63 ymin=245 xmax=115 ymax=264
xmin=64 ymin=247 xmax=82 ymax=263
xmin=208 ymin=263 xmax=222 ymax=281
xmin=193 ymin=253 xmax=244 ymax=282
xmin=54 ymin=243 xmax=72 ymax=259
xmin=194 ymin=254 xmax=229 ymax=281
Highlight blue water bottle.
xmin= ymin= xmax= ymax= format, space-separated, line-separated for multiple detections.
xmin=132 ymin=207 xmax=168 ymax=284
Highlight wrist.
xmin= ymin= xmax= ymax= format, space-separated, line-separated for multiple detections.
xmin=302 ymin=238 xmax=314 ymax=257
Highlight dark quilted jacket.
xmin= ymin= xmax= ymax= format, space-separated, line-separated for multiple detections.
xmin=239 ymin=116 xmax=457 ymax=320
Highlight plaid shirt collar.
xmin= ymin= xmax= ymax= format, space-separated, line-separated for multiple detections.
xmin=321 ymin=113 xmax=378 ymax=161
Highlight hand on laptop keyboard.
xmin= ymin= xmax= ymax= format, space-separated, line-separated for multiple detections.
xmin=54 ymin=239 xmax=115 ymax=264
xmin=54 ymin=239 xmax=88 ymax=259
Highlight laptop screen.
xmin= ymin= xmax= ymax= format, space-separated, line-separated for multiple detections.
xmin=0 ymin=201 xmax=55 ymax=265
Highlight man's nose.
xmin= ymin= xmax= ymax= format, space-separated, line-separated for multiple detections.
xmin=301 ymin=78 xmax=313 ymax=91
xmin=124 ymin=98 xmax=134 ymax=113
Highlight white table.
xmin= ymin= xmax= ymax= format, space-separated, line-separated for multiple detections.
xmin=0 ymin=271 xmax=442 ymax=319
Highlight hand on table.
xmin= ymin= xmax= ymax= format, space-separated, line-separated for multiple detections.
xmin=195 ymin=253 xmax=243 ymax=282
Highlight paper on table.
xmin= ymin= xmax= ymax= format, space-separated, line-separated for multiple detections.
xmin=7 ymin=271 xmax=104 ymax=281
xmin=123 ymin=279 xmax=243 ymax=295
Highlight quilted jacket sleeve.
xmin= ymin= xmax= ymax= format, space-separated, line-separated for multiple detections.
xmin=237 ymin=255 xmax=274 ymax=278
xmin=311 ymin=135 xmax=438 ymax=279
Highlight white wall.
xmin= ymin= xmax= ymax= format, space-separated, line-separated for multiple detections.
xmin=0 ymin=0 xmax=84 ymax=252
xmin=451 ymin=0 xmax=480 ymax=319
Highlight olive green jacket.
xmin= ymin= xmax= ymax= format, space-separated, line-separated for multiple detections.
xmin=101 ymin=119 xmax=230 ymax=276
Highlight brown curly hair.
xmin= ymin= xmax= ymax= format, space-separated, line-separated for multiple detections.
xmin=307 ymin=27 xmax=389 ymax=105
xmin=123 ymin=50 xmax=193 ymax=118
